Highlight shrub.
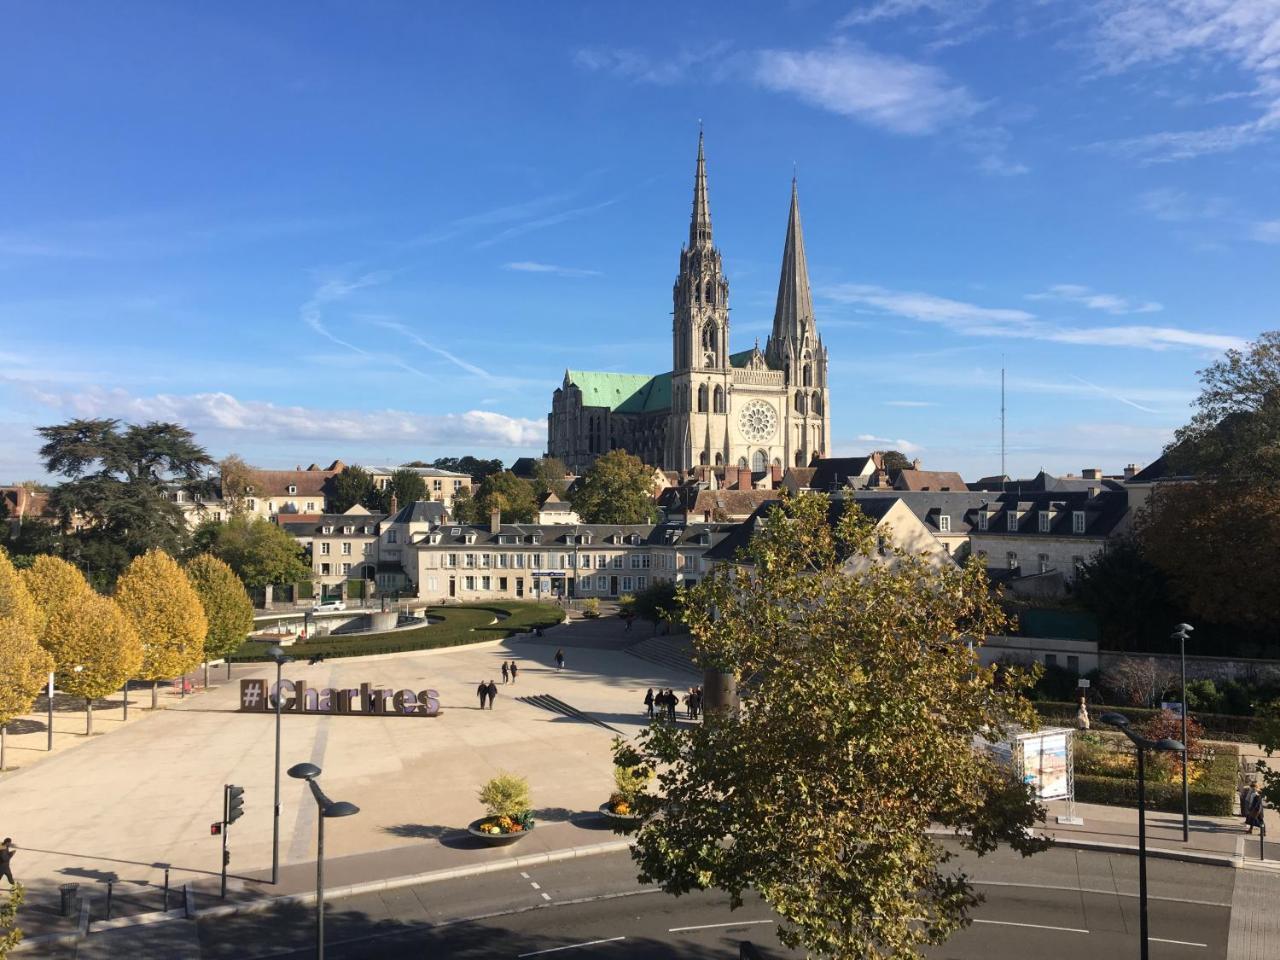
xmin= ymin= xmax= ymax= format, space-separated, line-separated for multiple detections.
xmin=581 ymin=597 xmax=601 ymax=618
xmin=478 ymin=772 xmax=530 ymax=818
xmin=617 ymin=594 xmax=636 ymax=615
xmin=612 ymin=760 xmax=652 ymax=804
xmin=1074 ymin=741 xmax=1238 ymax=816
xmin=1032 ymin=701 xmax=1260 ymax=742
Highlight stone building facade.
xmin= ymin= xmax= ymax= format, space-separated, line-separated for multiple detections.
xmin=548 ymin=133 xmax=831 ymax=475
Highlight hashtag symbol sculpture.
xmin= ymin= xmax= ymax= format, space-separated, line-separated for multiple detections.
xmin=241 ymin=680 xmax=263 ymax=710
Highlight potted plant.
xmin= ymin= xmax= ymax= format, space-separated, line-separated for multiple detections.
xmin=601 ymin=738 xmax=651 ymax=826
xmin=581 ymin=597 xmax=601 ymax=619
xmin=468 ymin=772 xmax=535 ymax=844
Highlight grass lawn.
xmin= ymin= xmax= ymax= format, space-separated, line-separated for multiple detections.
xmin=230 ymin=602 xmax=565 ymax=661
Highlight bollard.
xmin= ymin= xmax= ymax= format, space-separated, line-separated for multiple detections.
xmin=1261 ymin=820 xmax=1267 ymax=862
xmin=163 ymin=866 xmax=170 ymax=911
xmin=59 ymin=883 xmax=78 ymax=918
xmin=105 ymin=880 xmax=113 ymax=920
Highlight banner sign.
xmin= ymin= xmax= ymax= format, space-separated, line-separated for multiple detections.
xmin=239 ymin=678 xmax=440 ymax=717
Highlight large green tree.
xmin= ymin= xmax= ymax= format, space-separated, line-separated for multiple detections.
xmin=879 ymin=449 xmax=914 ymax=472
xmin=36 ymin=418 xmax=213 ymax=581
xmin=379 ymin=468 xmax=427 ymax=512
xmin=1072 ymin=536 xmax=1180 ymax=651
xmin=571 ymin=450 xmax=656 ymax=524
xmin=429 ymin=455 xmax=503 ymax=481
xmin=462 ymin=471 xmax=537 ymax=524
xmin=192 ymin=516 xmax=311 ymax=589
xmin=530 ymin=457 xmax=570 ymax=499
xmin=330 ymin=465 xmax=379 ymax=513
xmin=618 ymin=494 xmax=1046 ymax=958
xmin=185 ymin=554 xmax=255 ymax=665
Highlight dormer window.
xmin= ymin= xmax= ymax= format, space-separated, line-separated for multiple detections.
xmin=322 ymin=525 xmax=333 ymax=535
xmin=288 ymin=485 xmax=297 ymax=495
xmin=1006 ymin=511 xmax=1019 ymax=532
xmin=465 ymin=533 xmax=476 ymax=545
xmin=1038 ymin=512 xmax=1052 ymax=533
xmin=1072 ymin=511 xmax=1086 ymax=534
xmin=532 ymin=533 xmax=542 ymax=545
xmin=245 ymin=485 xmax=255 ymax=495
xmin=388 ymin=530 xmax=397 ymax=544
xmin=175 ymin=491 xmax=185 ymax=503
xmin=429 ymin=533 xmax=442 ymax=544
xmin=630 ymin=534 xmax=641 ymax=545
xmin=343 ymin=526 xmax=353 ymax=535
xmin=450 ymin=528 xmax=461 ymax=536
xmin=938 ymin=515 xmax=951 ymax=533
xmin=583 ymin=533 xmax=592 ymax=545
xmin=976 ymin=511 xmax=989 ymax=532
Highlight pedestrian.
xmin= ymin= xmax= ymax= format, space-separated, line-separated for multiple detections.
xmin=684 ymin=690 xmax=694 ymax=719
xmin=666 ymin=688 xmax=677 ymax=721
xmin=691 ymin=687 xmax=702 ymax=720
xmin=1241 ymin=781 xmax=1256 ymax=819
xmin=502 ymin=661 xmax=510 ymax=684
xmin=477 ymin=681 xmax=488 ymax=710
xmin=510 ymin=660 xmax=518 ymax=683
xmin=625 ymin=614 xmax=634 ymax=632
xmin=1247 ymin=790 xmax=1265 ymax=834
xmin=644 ymin=688 xmax=654 ymax=719
xmin=555 ymin=648 xmax=565 ymax=670
xmin=486 ymin=679 xmax=498 ymax=710
xmin=0 ymin=839 xmax=14 ymax=886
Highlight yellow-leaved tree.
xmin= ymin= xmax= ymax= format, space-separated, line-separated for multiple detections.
xmin=0 ymin=547 xmax=53 ymax=770
xmin=184 ymin=553 xmax=254 ymax=683
xmin=22 ymin=555 xmax=143 ymax=735
xmin=115 ymin=548 xmax=207 ymax=709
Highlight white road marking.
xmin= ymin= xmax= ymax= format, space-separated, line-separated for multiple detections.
xmin=530 ymin=881 xmax=541 ymax=890
xmin=972 ymin=879 xmax=1229 ymax=908
xmin=1151 ymin=937 xmax=1207 ymax=948
xmin=520 ymin=872 xmax=530 ymax=879
xmin=541 ymin=892 xmax=552 ymax=901
xmin=972 ymin=919 xmax=1089 ymax=934
xmin=517 ymin=936 xmax=625 ymax=956
xmin=668 ymin=919 xmax=775 ymax=933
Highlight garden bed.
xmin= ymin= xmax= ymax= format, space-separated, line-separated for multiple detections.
xmin=1072 ymin=731 xmax=1240 ymax=816
xmin=1033 ymin=701 xmax=1260 ymax=743
xmin=228 ymin=602 xmax=564 ymax=661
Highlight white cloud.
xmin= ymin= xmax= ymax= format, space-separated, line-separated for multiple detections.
xmin=1027 ymin=283 xmax=1162 ymax=315
xmin=1138 ymin=188 xmax=1232 ymax=222
xmin=839 ymin=0 xmax=992 ymax=29
xmin=753 ymin=45 xmax=978 ymax=135
xmin=31 ymin=387 xmax=544 ymax=447
xmin=824 ymin=282 xmax=1245 ymax=352
xmin=573 ymin=44 xmax=732 ymax=85
xmin=504 ymin=261 xmax=601 ymax=278
xmin=1253 ymin=220 xmax=1280 ymax=244
xmin=855 ymin=433 xmax=923 ymax=453
xmin=977 ymin=154 xmax=1030 ymax=176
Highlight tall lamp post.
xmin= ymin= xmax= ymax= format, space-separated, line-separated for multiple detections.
xmin=1173 ymin=623 xmax=1194 ymax=842
xmin=1101 ymin=713 xmax=1184 ymax=960
xmin=267 ymin=645 xmax=292 ymax=885
xmin=287 ymin=762 xmax=359 ymax=960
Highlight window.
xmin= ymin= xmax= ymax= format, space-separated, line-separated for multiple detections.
xmin=532 ymin=553 xmax=543 ymax=568
xmin=613 ymin=555 xmax=623 ymax=569
xmin=480 ymin=553 xmax=490 ymax=568
xmin=464 ymin=576 xmax=475 ymax=590
xmin=938 ymin=515 xmax=951 ymax=533
xmin=433 ymin=480 xmax=442 ymax=491
xmin=306 ymin=502 xmax=315 ymax=512
xmin=596 ymin=554 xmax=607 ymax=568
xmin=640 ymin=555 xmax=651 ymax=568
xmin=363 ymin=543 xmax=373 ymax=555
xmin=446 ymin=553 xmax=457 ymax=567
xmin=174 ymin=491 xmax=185 ymax=503
xmin=288 ymin=485 xmax=297 ymax=495
xmin=388 ymin=530 xmax=398 ymax=544
xmin=752 ymin=450 xmax=766 ymax=473
xmin=341 ymin=563 xmax=351 ymax=574
xmin=597 ymin=576 xmax=608 ymax=591
xmin=1067 ymin=655 xmax=1079 ymax=673
xmin=1038 ymin=553 xmax=1050 ymax=574
xmin=481 ymin=576 xmax=491 ymax=591
xmin=630 ymin=554 xmax=641 ymax=569
xmin=713 ymin=385 xmax=725 ymax=413
xmin=1072 ymin=511 xmax=1086 ymax=534
xmin=1006 ymin=511 xmax=1019 ymax=532
xmin=343 ymin=525 xmax=353 ymax=535
xmin=558 ymin=553 xmax=569 ymax=569
xmin=454 ymin=480 xmax=463 ymax=490
xmin=514 ymin=553 xmax=524 ymax=568
xmin=638 ymin=576 xmax=647 ymax=589
xmin=323 ymin=526 xmax=334 ymax=535
xmin=1039 ymin=512 xmax=1052 ymax=533
xmin=1006 ymin=551 xmax=1018 ymax=570
xmin=247 ymin=499 xmax=256 ymax=511
xmin=497 ymin=553 xmax=508 ymax=568
xmin=341 ymin=543 xmax=351 ymax=555
xmin=465 ymin=554 xmax=476 ymax=568
xmin=499 ymin=577 xmax=507 ymax=591
xmin=697 ymin=384 xmax=708 ymax=412
xmin=212 ymin=511 xmax=222 ymax=522
xmin=320 ymin=543 xmax=331 ymax=556
xmin=1045 ymin=654 xmax=1058 ymax=668
xmin=977 ymin=512 xmax=988 ymax=531
xmin=320 ymin=563 xmax=331 ymax=575
xmin=622 ymin=577 xmax=634 ymax=592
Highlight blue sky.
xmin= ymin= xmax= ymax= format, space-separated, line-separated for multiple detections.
xmin=2 ymin=0 xmax=1277 ymax=482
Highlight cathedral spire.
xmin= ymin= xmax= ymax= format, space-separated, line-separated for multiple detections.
xmin=770 ymin=178 xmax=815 ymax=343
xmin=689 ymin=129 xmax=713 ymax=249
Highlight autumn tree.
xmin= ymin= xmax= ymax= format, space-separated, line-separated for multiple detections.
xmin=465 ymin=471 xmax=538 ymax=524
xmin=114 ymin=549 xmax=207 ymax=708
xmin=0 ymin=548 xmax=53 ymax=770
xmin=570 ymin=450 xmax=656 ymax=524
xmin=378 ymin=468 xmax=427 ymax=512
xmin=21 ymin=556 xmax=142 ymax=735
xmin=0 ymin=883 xmax=22 ymax=959
xmin=331 ymin=465 xmax=379 ymax=513
xmin=217 ymin=454 xmax=255 ymax=515
xmin=185 ymin=554 xmax=254 ymax=676
xmin=192 ymin=516 xmax=310 ymax=589
xmin=37 ymin=418 xmax=213 ymax=582
xmin=617 ymin=494 xmax=1046 ymax=958
xmin=530 ymin=457 xmax=570 ymax=499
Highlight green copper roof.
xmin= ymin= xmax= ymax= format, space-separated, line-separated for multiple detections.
xmin=566 ymin=370 xmax=672 ymax=413
xmin=729 ymin=348 xmax=754 ymax=368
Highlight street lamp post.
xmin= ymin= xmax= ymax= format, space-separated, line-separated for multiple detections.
xmin=1173 ymin=623 xmax=1194 ymax=843
xmin=287 ymin=762 xmax=359 ymax=960
xmin=268 ymin=646 xmax=292 ymax=885
xmin=1101 ymin=712 xmax=1184 ymax=960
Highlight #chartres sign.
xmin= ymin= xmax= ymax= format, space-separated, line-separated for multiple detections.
xmin=239 ymin=678 xmax=440 ymax=717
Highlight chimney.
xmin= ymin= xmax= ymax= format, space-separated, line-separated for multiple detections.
xmin=770 ymin=464 xmax=781 ymax=485
xmin=490 ymin=508 xmax=502 ymax=534
xmin=737 ymin=468 xmax=752 ymax=491
xmin=390 ymin=493 xmax=399 ymax=516
xmin=1124 ymin=463 xmax=1137 ymax=480
xmin=1087 ymin=485 xmax=1101 ymax=500
xmin=911 ymin=458 xmax=921 ymax=470
xmin=1082 ymin=467 xmax=1102 ymax=480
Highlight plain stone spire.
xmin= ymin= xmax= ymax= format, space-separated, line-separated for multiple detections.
xmin=689 ymin=130 xmax=713 ymax=249
xmin=771 ymin=178 xmax=815 ymax=343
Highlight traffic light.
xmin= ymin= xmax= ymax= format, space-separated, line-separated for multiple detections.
xmin=210 ymin=822 xmax=222 ymax=836
xmin=227 ymin=784 xmax=245 ymax=825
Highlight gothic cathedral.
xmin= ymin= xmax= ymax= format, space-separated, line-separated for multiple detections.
xmin=548 ymin=133 xmax=830 ymax=476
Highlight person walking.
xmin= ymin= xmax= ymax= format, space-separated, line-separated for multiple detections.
xmin=477 ymin=680 xmax=488 ymax=710
xmin=501 ymin=661 xmax=510 ymax=684
xmin=1246 ymin=784 xmax=1265 ymax=834
xmin=0 ymin=839 xmax=15 ymax=886
xmin=555 ymin=648 xmax=565 ymax=670
xmin=644 ymin=688 xmax=655 ymax=719
xmin=666 ymin=689 xmax=677 ymax=721
xmin=510 ymin=660 xmax=518 ymax=683
xmin=485 ymin=680 xmax=498 ymax=710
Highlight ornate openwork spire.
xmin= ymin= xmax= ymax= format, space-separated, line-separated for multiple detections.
xmin=689 ymin=129 xmax=713 ymax=249
xmin=771 ymin=178 xmax=815 ymax=343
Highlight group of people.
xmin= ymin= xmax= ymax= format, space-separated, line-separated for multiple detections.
xmin=476 ymin=679 xmax=499 ymax=709
xmin=644 ymin=687 xmax=703 ymax=721
xmin=500 ymin=660 xmax=520 ymax=683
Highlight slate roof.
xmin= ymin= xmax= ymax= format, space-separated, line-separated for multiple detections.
xmin=704 ymin=495 xmax=893 ymax=563
xmin=367 ymin=465 xmax=472 ymax=478
xmin=417 ymin=520 xmax=735 ymax=550
xmin=390 ymin=501 xmax=447 ymax=525
xmin=563 ymin=370 xmax=672 ymax=413
xmin=244 ymin=469 xmax=337 ymax=498
xmin=287 ymin=513 xmax=388 ymax=536
xmin=685 ymin=489 xmax=780 ymax=520
xmin=808 ymin=457 xmax=876 ymax=491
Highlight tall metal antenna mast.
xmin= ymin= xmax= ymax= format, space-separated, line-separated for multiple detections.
xmin=1000 ymin=360 xmax=1006 ymax=487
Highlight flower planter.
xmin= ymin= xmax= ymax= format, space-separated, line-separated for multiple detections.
xmin=467 ymin=817 xmax=533 ymax=845
xmin=598 ymin=802 xmax=642 ymax=825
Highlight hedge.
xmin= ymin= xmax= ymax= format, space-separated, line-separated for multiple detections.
xmin=1074 ymin=743 xmax=1240 ymax=816
xmin=1034 ymin=701 xmax=1261 ymax=743
xmin=230 ymin=602 xmax=565 ymax=661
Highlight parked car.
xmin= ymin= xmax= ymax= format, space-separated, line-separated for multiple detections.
xmin=312 ymin=599 xmax=346 ymax=612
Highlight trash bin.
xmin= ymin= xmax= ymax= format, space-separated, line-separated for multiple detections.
xmin=59 ymin=883 xmax=79 ymax=917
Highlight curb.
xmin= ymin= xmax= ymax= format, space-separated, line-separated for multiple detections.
xmin=193 ymin=839 xmax=633 ymax=920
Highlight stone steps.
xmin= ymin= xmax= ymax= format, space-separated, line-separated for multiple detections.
xmin=625 ymin=634 xmax=700 ymax=676
xmin=515 ymin=694 xmax=624 ymax=734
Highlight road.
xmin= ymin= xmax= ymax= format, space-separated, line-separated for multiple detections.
xmin=190 ymin=844 xmax=1234 ymax=960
